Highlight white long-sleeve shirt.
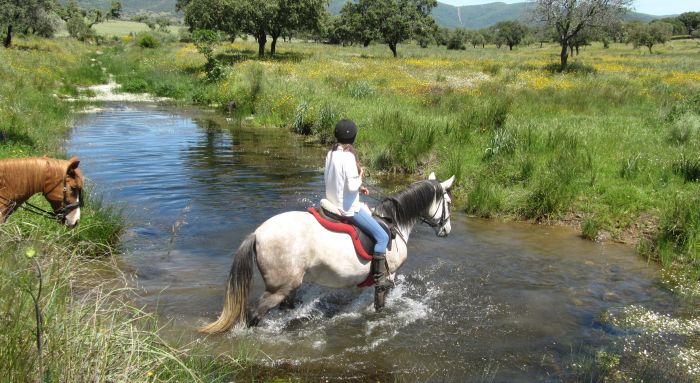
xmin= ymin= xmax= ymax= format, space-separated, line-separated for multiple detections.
xmin=324 ymin=149 xmax=362 ymax=216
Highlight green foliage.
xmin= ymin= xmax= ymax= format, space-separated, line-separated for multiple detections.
xmin=367 ymin=110 xmax=437 ymax=172
xmin=120 ymin=77 xmax=149 ymax=93
xmin=193 ymin=29 xmax=222 ymax=81
xmin=465 ymin=180 xmax=502 ymax=218
xmin=446 ymin=29 xmax=466 ymax=50
xmin=0 ymin=0 xmax=56 ymax=47
xmin=483 ymin=127 xmax=516 ymax=160
xmin=582 ymin=218 xmax=600 ymax=240
xmin=655 ymin=194 xmax=700 ymax=270
xmin=492 ymin=20 xmax=527 ymax=50
xmin=292 ymin=101 xmax=313 ymax=135
xmin=673 ymin=154 xmax=700 ymax=183
xmin=628 ymin=21 xmax=674 ymax=53
xmin=523 ymin=130 xmax=591 ymax=220
xmin=67 ymin=14 xmax=97 ymax=42
xmin=337 ymin=0 xmax=438 ymax=57
xmin=677 ymin=11 xmax=700 ymax=35
xmin=137 ymin=32 xmax=159 ymax=48
xmin=619 ymin=153 xmax=642 ymax=179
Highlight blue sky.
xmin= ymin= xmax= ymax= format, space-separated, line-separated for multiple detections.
xmin=438 ymin=1 xmax=698 ymax=16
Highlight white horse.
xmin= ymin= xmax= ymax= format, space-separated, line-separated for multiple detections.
xmin=199 ymin=172 xmax=455 ymax=333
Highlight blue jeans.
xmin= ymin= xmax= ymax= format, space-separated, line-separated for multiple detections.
xmin=350 ymin=207 xmax=389 ymax=254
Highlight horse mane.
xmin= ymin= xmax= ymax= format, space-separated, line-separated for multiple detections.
xmin=0 ymin=157 xmax=67 ymax=203
xmin=375 ymin=180 xmax=442 ymax=228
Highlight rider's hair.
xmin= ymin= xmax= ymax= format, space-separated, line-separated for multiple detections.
xmin=331 ymin=143 xmax=362 ymax=174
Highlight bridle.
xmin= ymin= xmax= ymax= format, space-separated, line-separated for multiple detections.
xmin=0 ymin=175 xmax=83 ymax=223
xmin=419 ymin=188 xmax=451 ymax=235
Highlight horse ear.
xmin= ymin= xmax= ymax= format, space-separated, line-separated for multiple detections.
xmin=441 ymin=175 xmax=455 ymax=191
xmin=428 ymin=172 xmax=436 ymax=180
xmin=67 ymin=156 xmax=80 ymax=175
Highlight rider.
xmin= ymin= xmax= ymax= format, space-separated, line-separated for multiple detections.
xmin=324 ymin=119 xmax=391 ymax=310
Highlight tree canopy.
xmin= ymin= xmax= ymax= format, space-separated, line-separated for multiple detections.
xmin=530 ymin=0 xmax=632 ymax=70
xmin=0 ymin=0 xmax=55 ymax=47
xmin=183 ymin=0 xmax=327 ymax=57
xmin=337 ymin=0 xmax=437 ymax=57
xmin=492 ymin=20 xmax=527 ymax=50
xmin=628 ymin=21 xmax=673 ymax=53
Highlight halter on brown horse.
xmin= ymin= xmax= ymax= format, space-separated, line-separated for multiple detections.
xmin=0 ymin=156 xmax=84 ymax=227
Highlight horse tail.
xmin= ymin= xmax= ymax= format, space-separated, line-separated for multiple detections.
xmin=198 ymin=234 xmax=256 ymax=334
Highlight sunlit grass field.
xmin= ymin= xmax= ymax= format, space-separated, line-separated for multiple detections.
xmin=101 ymin=36 xmax=700 ymax=279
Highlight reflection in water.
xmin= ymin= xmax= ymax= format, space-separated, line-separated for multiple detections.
xmin=68 ymin=105 xmax=673 ymax=381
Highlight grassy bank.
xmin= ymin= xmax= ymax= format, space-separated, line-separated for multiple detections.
xmin=99 ymin=35 xmax=700 ymax=281
xmin=0 ymin=38 xmax=251 ymax=382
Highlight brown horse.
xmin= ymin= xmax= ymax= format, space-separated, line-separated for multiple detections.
xmin=0 ymin=156 xmax=84 ymax=227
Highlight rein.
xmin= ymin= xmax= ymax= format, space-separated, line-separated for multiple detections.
xmin=0 ymin=175 xmax=82 ymax=222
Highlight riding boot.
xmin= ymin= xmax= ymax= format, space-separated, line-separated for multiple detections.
xmin=371 ymin=253 xmax=391 ymax=311
xmin=370 ymin=253 xmax=390 ymax=287
xmin=374 ymin=285 xmax=389 ymax=311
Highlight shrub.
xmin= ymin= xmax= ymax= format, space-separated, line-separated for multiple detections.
xmin=619 ymin=154 xmax=643 ymax=180
xmin=460 ymin=94 xmax=511 ymax=132
xmin=668 ymin=112 xmax=700 ymax=145
xmin=345 ymin=80 xmax=375 ymax=99
xmin=465 ymin=180 xmax=502 ymax=218
xmin=313 ymin=103 xmax=341 ymax=144
xmin=522 ymin=131 xmax=590 ymax=219
xmin=120 ymin=78 xmax=149 ymax=93
xmin=483 ymin=127 xmax=516 ymax=161
xmin=245 ymin=64 xmax=265 ymax=112
xmin=673 ymin=154 xmax=700 ymax=182
xmin=655 ymin=194 xmax=700 ymax=269
xmin=544 ymin=61 xmax=597 ymax=74
xmin=582 ymin=218 xmax=600 ymax=240
xmin=137 ymin=33 xmax=159 ymax=48
xmin=136 ymin=33 xmax=160 ymax=49
xmin=368 ymin=111 xmax=437 ymax=173
xmin=291 ymin=102 xmax=314 ymax=135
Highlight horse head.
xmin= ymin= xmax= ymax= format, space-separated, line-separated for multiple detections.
xmin=427 ymin=172 xmax=455 ymax=238
xmin=44 ymin=156 xmax=84 ymax=228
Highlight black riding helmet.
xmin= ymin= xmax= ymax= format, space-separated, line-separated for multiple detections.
xmin=334 ymin=119 xmax=357 ymax=144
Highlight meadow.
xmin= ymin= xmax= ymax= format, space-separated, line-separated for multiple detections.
xmin=1 ymin=29 xmax=699 ymax=381
xmin=101 ymin=33 xmax=700 ymax=281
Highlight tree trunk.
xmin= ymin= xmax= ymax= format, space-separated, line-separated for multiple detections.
xmin=270 ymin=35 xmax=278 ymax=56
xmin=388 ymin=42 xmax=397 ymax=57
xmin=648 ymin=45 xmax=653 ymax=54
xmin=575 ymin=45 xmax=579 ymax=55
xmin=3 ymin=25 xmax=12 ymax=48
xmin=560 ymin=43 xmax=568 ymax=71
xmin=363 ymin=39 xmax=370 ymax=47
xmin=509 ymin=44 xmax=513 ymax=50
xmin=257 ymin=33 xmax=267 ymax=58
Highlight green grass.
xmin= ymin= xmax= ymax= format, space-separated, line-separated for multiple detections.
xmin=91 ymin=36 xmax=700 ymax=276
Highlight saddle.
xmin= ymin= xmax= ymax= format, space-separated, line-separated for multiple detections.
xmin=308 ymin=200 xmax=395 ymax=288
xmin=308 ymin=200 xmax=393 ymax=261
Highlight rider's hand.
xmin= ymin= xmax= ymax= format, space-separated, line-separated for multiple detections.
xmin=359 ymin=185 xmax=369 ymax=195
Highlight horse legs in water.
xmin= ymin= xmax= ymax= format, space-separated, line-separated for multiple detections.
xmin=279 ymin=288 xmax=298 ymax=310
xmin=248 ymin=284 xmax=300 ymax=326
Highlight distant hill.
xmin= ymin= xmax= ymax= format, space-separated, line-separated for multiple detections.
xmin=60 ymin=0 xmax=176 ymax=14
xmin=329 ymin=0 xmax=660 ymax=29
xmin=64 ymin=0 xmax=660 ymax=28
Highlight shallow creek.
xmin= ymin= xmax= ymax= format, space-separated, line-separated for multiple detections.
xmin=68 ymin=105 xmax=685 ymax=381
